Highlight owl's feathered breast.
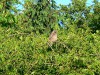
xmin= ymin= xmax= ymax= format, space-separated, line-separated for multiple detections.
xmin=49 ymin=30 xmax=57 ymax=42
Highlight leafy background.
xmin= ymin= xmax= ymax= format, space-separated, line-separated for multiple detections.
xmin=0 ymin=0 xmax=100 ymax=75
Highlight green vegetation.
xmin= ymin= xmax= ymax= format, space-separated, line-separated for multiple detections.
xmin=0 ymin=0 xmax=100 ymax=75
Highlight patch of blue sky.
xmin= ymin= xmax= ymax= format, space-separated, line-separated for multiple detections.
xmin=55 ymin=0 xmax=100 ymax=6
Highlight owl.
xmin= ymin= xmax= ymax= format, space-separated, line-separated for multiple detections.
xmin=48 ymin=30 xmax=57 ymax=44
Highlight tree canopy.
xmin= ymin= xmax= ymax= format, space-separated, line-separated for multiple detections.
xmin=0 ymin=0 xmax=100 ymax=75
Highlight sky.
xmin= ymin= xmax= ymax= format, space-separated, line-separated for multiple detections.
xmin=55 ymin=0 xmax=71 ymax=5
xmin=55 ymin=0 xmax=100 ymax=5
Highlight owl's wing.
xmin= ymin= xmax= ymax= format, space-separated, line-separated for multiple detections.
xmin=49 ymin=32 xmax=55 ymax=40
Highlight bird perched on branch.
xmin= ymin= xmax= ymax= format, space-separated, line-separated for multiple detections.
xmin=48 ymin=30 xmax=57 ymax=46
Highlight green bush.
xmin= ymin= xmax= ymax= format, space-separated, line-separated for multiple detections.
xmin=0 ymin=26 xmax=100 ymax=75
xmin=0 ymin=0 xmax=100 ymax=75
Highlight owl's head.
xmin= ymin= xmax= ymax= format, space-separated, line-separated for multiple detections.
xmin=52 ymin=30 xmax=57 ymax=34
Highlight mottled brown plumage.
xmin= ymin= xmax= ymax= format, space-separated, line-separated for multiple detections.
xmin=48 ymin=30 xmax=57 ymax=43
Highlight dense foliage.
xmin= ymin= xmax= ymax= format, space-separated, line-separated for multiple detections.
xmin=0 ymin=0 xmax=100 ymax=75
